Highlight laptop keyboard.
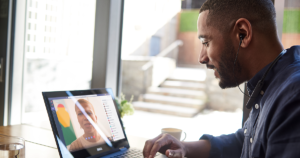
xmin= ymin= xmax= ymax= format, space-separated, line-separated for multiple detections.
xmin=109 ymin=148 xmax=160 ymax=158
xmin=110 ymin=148 xmax=143 ymax=158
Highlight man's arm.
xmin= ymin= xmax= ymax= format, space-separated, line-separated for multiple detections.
xmin=143 ymin=133 xmax=211 ymax=158
xmin=199 ymin=128 xmax=245 ymax=158
xmin=265 ymin=90 xmax=300 ymax=157
xmin=182 ymin=140 xmax=211 ymax=158
xmin=142 ymin=128 xmax=245 ymax=158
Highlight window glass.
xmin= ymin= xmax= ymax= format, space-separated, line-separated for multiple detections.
xmin=21 ymin=0 xmax=96 ymax=128
xmin=120 ymin=0 xmax=243 ymax=141
xmin=282 ymin=0 xmax=300 ymax=49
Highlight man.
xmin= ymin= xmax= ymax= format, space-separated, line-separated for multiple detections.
xmin=143 ymin=0 xmax=300 ymax=158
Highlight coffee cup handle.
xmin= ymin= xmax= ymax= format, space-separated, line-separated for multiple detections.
xmin=181 ymin=132 xmax=186 ymax=141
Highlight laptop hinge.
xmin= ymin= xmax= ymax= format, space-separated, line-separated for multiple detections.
xmin=119 ymin=147 xmax=127 ymax=151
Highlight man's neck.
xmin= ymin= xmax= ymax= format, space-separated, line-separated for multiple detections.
xmin=242 ymin=34 xmax=284 ymax=81
xmin=83 ymin=131 xmax=101 ymax=142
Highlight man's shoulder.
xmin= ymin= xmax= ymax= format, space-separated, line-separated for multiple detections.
xmin=274 ymin=46 xmax=300 ymax=93
xmin=280 ymin=60 xmax=300 ymax=92
xmin=286 ymin=45 xmax=300 ymax=62
xmin=70 ymin=138 xmax=81 ymax=146
xmin=69 ymin=136 xmax=83 ymax=151
xmin=272 ymin=66 xmax=300 ymax=101
xmin=287 ymin=45 xmax=300 ymax=51
xmin=264 ymin=51 xmax=300 ymax=108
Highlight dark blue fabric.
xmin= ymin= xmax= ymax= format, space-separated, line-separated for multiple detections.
xmin=200 ymin=46 xmax=300 ymax=158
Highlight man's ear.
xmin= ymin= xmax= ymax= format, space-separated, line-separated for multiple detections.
xmin=234 ymin=18 xmax=252 ymax=48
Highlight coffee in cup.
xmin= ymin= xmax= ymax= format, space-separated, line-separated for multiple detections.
xmin=161 ymin=128 xmax=186 ymax=141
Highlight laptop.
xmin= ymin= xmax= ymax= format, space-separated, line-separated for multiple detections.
xmin=42 ymin=88 xmax=165 ymax=158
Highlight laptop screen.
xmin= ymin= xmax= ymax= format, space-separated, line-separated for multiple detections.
xmin=42 ymin=89 xmax=129 ymax=158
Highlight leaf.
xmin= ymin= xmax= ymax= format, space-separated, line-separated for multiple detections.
xmin=121 ymin=100 xmax=127 ymax=105
xmin=116 ymin=93 xmax=135 ymax=118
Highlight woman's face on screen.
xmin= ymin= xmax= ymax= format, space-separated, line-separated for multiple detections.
xmin=75 ymin=102 xmax=98 ymax=133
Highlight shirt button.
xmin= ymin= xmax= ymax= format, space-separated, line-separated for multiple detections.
xmin=255 ymin=104 xmax=259 ymax=109
xmin=260 ymin=90 xmax=264 ymax=95
xmin=244 ymin=129 xmax=247 ymax=134
xmin=250 ymin=138 xmax=253 ymax=143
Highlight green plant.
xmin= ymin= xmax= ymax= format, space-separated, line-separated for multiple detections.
xmin=115 ymin=94 xmax=135 ymax=118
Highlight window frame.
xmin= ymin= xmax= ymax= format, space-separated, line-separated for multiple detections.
xmin=2 ymin=0 xmax=124 ymax=125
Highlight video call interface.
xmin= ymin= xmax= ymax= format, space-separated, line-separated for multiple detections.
xmin=48 ymin=94 xmax=125 ymax=153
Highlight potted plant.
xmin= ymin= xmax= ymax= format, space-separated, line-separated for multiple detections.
xmin=115 ymin=94 xmax=135 ymax=119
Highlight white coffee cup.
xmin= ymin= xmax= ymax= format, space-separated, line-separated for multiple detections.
xmin=161 ymin=128 xmax=186 ymax=141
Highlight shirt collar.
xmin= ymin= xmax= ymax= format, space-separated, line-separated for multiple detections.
xmin=247 ymin=49 xmax=287 ymax=95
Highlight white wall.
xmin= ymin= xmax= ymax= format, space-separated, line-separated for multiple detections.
xmin=122 ymin=0 xmax=181 ymax=57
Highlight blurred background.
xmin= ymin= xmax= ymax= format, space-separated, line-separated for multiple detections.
xmin=1 ymin=0 xmax=299 ymax=141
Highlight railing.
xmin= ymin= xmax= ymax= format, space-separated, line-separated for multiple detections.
xmin=141 ymin=40 xmax=183 ymax=93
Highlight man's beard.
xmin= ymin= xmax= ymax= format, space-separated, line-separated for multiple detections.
xmin=217 ymin=41 xmax=242 ymax=89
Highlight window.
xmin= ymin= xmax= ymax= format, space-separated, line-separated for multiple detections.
xmin=149 ymin=36 xmax=161 ymax=56
xmin=14 ymin=0 xmax=97 ymax=128
xmin=120 ymin=0 xmax=245 ymax=141
xmin=282 ymin=0 xmax=300 ymax=49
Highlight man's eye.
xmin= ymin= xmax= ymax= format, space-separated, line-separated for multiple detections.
xmin=202 ymin=42 xmax=209 ymax=47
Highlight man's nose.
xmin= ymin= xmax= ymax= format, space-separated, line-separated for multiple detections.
xmin=198 ymin=47 xmax=209 ymax=64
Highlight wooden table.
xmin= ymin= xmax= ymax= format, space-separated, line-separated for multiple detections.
xmin=0 ymin=124 xmax=147 ymax=158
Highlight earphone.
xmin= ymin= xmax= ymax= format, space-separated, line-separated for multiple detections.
xmin=233 ymin=34 xmax=250 ymax=98
xmin=239 ymin=34 xmax=245 ymax=42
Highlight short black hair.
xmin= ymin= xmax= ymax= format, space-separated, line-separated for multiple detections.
xmin=199 ymin=0 xmax=276 ymax=35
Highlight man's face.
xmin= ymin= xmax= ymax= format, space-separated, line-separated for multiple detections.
xmin=197 ymin=10 xmax=241 ymax=89
xmin=75 ymin=102 xmax=98 ymax=133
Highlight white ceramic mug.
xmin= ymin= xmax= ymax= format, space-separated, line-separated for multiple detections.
xmin=161 ymin=128 xmax=186 ymax=141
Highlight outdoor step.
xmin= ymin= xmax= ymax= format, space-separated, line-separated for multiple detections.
xmin=161 ymin=80 xmax=206 ymax=90
xmin=147 ymin=87 xmax=207 ymax=100
xmin=142 ymin=94 xmax=206 ymax=109
xmin=167 ymin=67 xmax=206 ymax=83
xmin=133 ymin=101 xmax=200 ymax=117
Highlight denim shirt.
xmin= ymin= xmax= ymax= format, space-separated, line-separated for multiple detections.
xmin=200 ymin=46 xmax=300 ymax=158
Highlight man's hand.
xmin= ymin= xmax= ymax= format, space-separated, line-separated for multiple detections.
xmin=143 ymin=133 xmax=187 ymax=158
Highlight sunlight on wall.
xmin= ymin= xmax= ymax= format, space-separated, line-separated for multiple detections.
xmin=122 ymin=0 xmax=181 ymax=57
